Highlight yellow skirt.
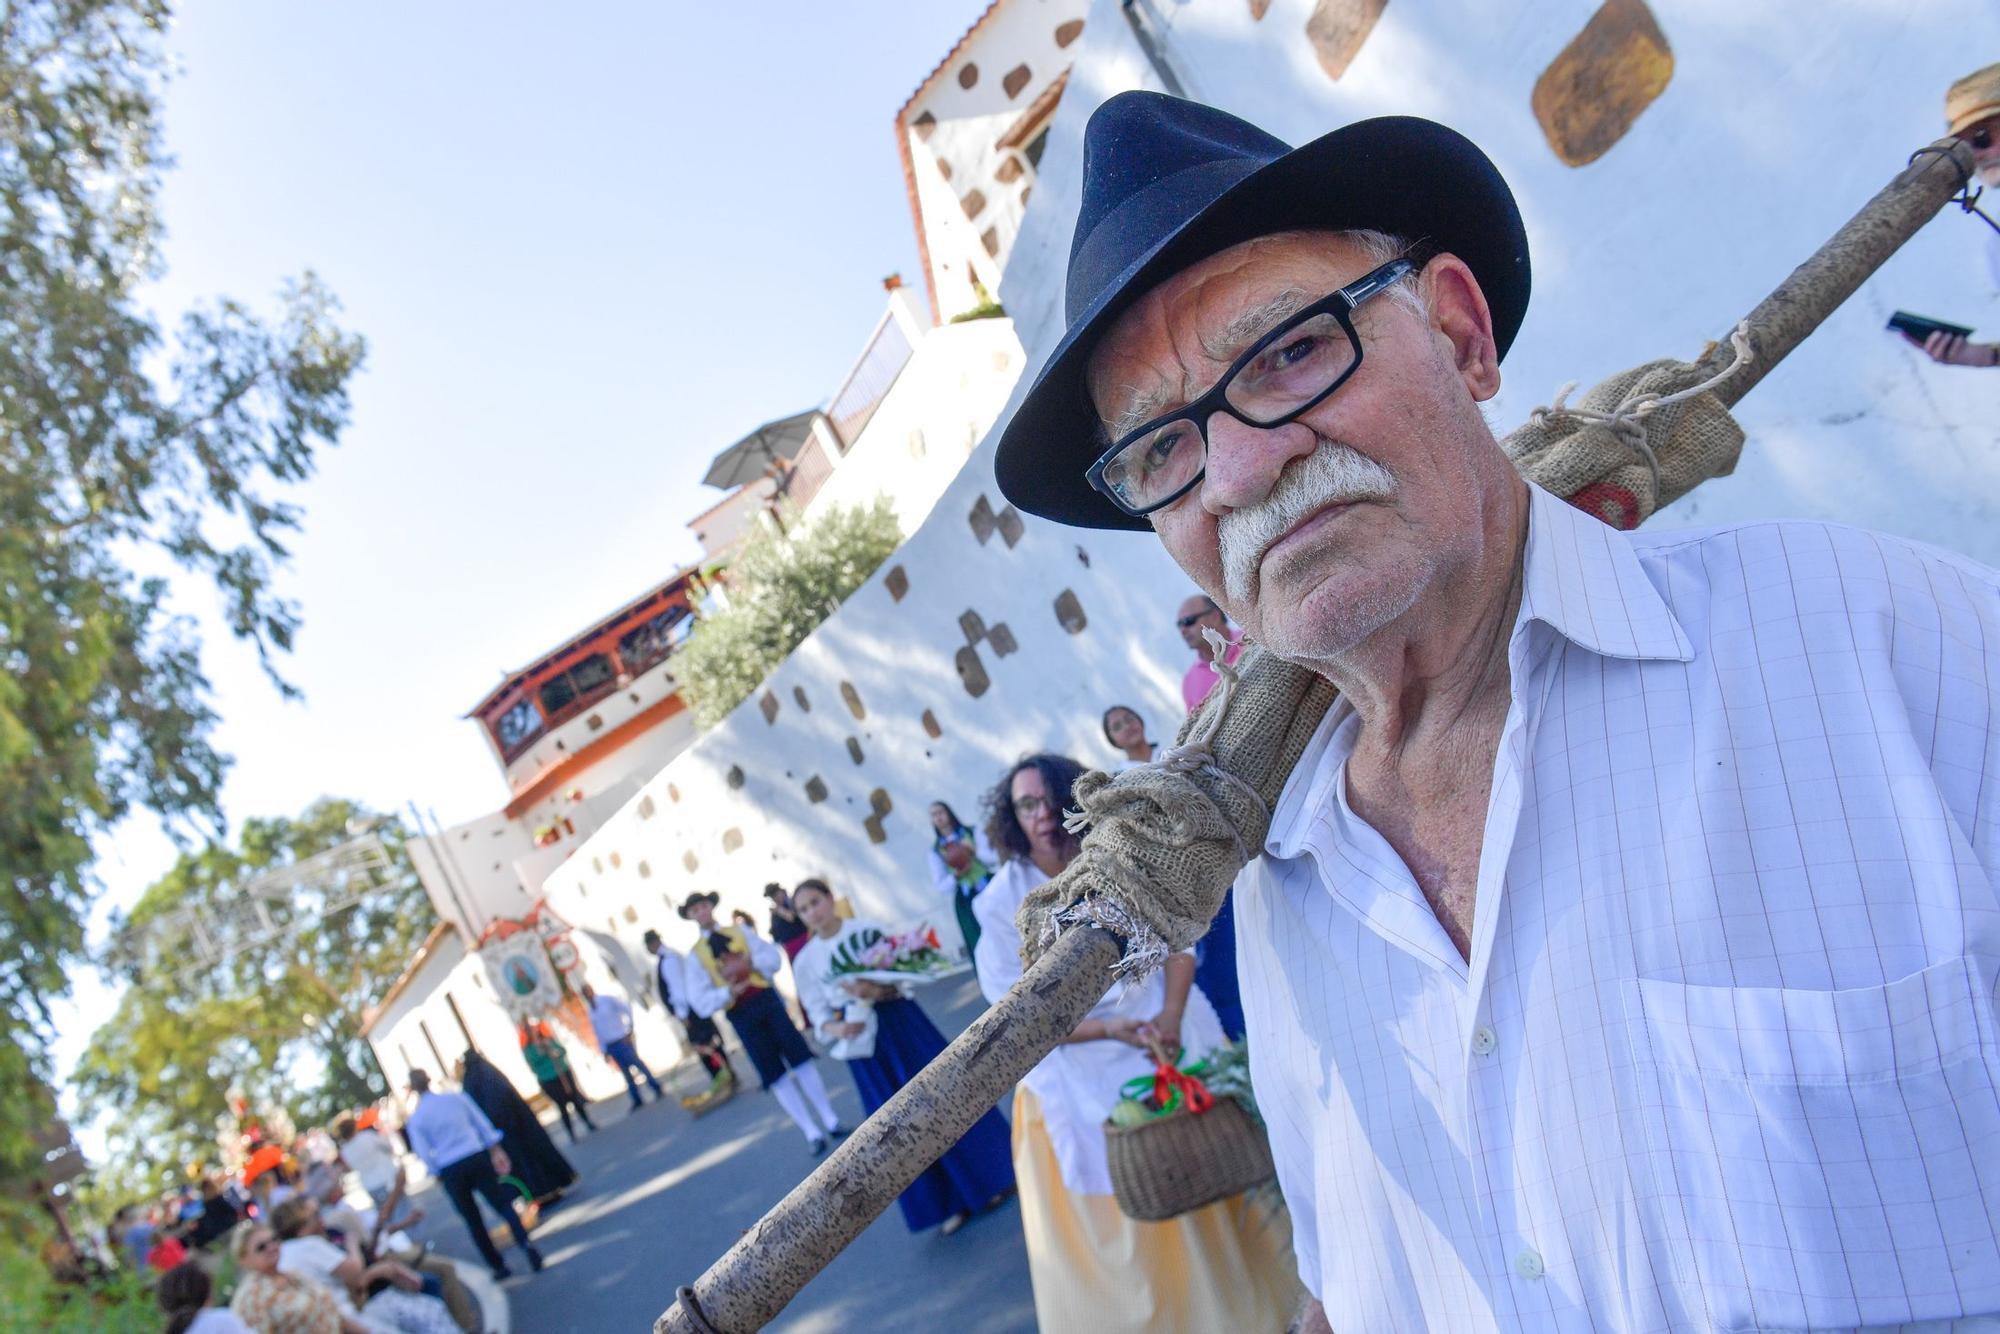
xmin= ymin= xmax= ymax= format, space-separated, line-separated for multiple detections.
xmin=1012 ymin=1086 xmax=1303 ymax=1333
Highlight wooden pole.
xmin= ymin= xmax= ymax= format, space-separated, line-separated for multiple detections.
xmin=1694 ymin=137 xmax=1974 ymax=406
xmin=658 ymin=926 xmax=1125 ymax=1334
xmin=657 ymin=134 xmax=1978 ymax=1334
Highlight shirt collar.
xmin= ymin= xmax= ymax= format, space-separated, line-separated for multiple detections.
xmin=1516 ymin=482 xmax=1693 ymax=664
xmin=1263 ymin=484 xmax=1692 ymax=859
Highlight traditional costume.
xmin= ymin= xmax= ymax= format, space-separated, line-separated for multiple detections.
xmin=458 ymin=1048 xmax=577 ymax=1203
xmin=974 ymin=858 xmax=1300 ymax=1333
xmin=794 ymin=917 xmax=1014 ymax=1230
xmin=926 ymin=823 xmax=995 ymax=973
xmin=645 ymin=929 xmax=732 ymax=1086
xmin=681 ymin=893 xmax=844 ymax=1150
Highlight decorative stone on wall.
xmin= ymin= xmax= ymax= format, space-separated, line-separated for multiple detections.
xmin=586 ymin=713 xmax=604 ymax=732
xmin=960 ymin=188 xmax=988 ymax=220
xmin=982 ymin=226 xmax=1000 ymax=257
xmin=638 ymin=860 xmax=652 ymax=878
xmin=987 ymin=623 xmax=1019 ymax=657
xmin=1003 ymin=64 xmax=1033 ymax=99
xmin=957 ymin=62 xmax=979 ymax=89
xmin=1304 ymin=0 xmax=1387 ymax=81
xmin=968 ymin=494 xmax=998 ymax=544
xmin=683 ymin=850 xmax=699 ymax=873
xmin=1248 ymin=0 xmax=1271 ymax=18
xmin=959 ymin=609 xmax=988 ymax=644
xmin=1532 ymin=0 xmax=1673 ymax=167
xmin=759 ymin=691 xmax=779 ymax=724
xmin=1055 ymin=18 xmax=1084 ymax=46
xmin=996 ymin=157 xmax=1024 ymax=185
xmin=995 ymin=504 xmax=1025 ymax=548
xmin=911 ymin=110 xmax=936 ymax=141
xmin=725 ymin=766 xmax=744 ymax=790
xmin=804 ymin=775 xmax=829 ymax=803
xmin=721 ymin=828 xmax=744 ymax=853
xmin=609 ymin=851 xmax=622 ymax=869
xmin=638 ymin=795 xmax=656 ymax=819
xmin=846 ymin=737 xmax=865 ymax=765
xmin=884 ymin=565 xmax=909 ymax=601
xmin=921 ymin=709 xmax=942 ymax=739
xmin=793 ymin=686 xmax=812 ymax=712
xmin=1054 ymin=588 xmax=1088 ymax=634
xmin=840 ymin=681 xmax=866 ymax=719
xmin=955 ymin=645 xmax=991 ymax=697
xmin=668 ymin=783 xmax=681 ymax=803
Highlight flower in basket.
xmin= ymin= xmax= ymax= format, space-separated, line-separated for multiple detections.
xmin=828 ymin=924 xmax=954 ymax=986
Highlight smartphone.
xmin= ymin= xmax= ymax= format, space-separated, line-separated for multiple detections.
xmin=1888 ymin=310 xmax=1975 ymax=343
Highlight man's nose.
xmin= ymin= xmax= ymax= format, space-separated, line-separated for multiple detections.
xmin=1198 ymin=413 xmax=1317 ymax=515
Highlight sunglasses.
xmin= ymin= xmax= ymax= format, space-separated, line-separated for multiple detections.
xmin=1175 ymin=609 xmax=1217 ymax=629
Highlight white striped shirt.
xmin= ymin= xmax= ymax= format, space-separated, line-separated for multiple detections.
xmin=1236 ymin=482 xmax=2000 ymax=1332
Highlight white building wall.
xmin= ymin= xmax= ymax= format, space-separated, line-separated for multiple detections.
xmin=541 ymin=0 xmax=2000 ymax=972
xmin=907 ymin=0 xmax=1093 ymax=318
xmin=803 ymin=316 xmax=1026 ymax=532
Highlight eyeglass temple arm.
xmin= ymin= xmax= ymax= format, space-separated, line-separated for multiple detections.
xmin=1337 ymin=258 xmax=1415 ymax=307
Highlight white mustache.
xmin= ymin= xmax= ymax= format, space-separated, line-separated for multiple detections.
xmin=1218 ymin=441 xmax=1396 ymax=602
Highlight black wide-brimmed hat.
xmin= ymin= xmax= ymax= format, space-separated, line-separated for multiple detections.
xmin=995 ymin=91 xmax=1531 ymax=531
xmin=677 ymin=891 xmax=721 ymax=920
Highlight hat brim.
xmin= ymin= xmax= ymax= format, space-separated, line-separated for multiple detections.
xmin=996 ymin=115 xmax=1531 ymax=532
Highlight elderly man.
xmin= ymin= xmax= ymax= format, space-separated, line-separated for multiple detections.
xmin=997 ymin=91 xmax=2000 ymax=1332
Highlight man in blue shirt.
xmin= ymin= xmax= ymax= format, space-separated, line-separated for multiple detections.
xmin=402 ymin=1069 xmax=545 ymax=1280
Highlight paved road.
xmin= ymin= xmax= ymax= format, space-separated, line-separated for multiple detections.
xmin=401 ymin=975 xmax=1036 ymax=1333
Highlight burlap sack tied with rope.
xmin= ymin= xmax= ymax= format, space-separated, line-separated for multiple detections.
xmin=1019 ymin=641 xmax=1336 ymax=974
xmin=1019 ymin=333 xmax=1756 ymax=975
xmin=1502 ymin=325 xmax=1753 ymax=531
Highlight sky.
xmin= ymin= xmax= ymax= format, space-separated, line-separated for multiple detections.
xmin=51 ymin=0 xmax=998 ymax=1148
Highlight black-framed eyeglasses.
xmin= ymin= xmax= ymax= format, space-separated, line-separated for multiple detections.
xmin=1085 ymin=256 xmax=1419 ymax=518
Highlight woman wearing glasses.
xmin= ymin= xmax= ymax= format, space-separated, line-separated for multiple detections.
xmin=227 ymin=1222 xmax=364 ymax=1334
xmin=971 ymin=754 xmax=1299 ymax=1333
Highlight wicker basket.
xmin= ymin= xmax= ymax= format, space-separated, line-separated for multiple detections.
xmin=1104 ymin=1096 xmax=1276 ymax=1221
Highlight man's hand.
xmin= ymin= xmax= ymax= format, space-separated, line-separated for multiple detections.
xmin=1921 ymin=330 xmax=2000 ymax=366
xmin=489 ymin=1147 xmax=510 ymax=1177
xmin=836 ymin=1021 xmax=867 ymax=1039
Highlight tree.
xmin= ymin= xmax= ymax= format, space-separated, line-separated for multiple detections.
xmin=71 ymin=799 xmax=436 ymax=1188
xmin=0 ymin=0 xmax=365 ymax=1179
xmin=674 ymin=496 xmax=903 ymax=726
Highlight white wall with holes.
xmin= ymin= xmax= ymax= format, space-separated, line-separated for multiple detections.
xmin=540 ymin=0 xmax=2000 ymax=1021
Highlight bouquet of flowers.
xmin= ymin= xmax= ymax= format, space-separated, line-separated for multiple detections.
xmin=827 ymin=924 xmax=956 ymax=987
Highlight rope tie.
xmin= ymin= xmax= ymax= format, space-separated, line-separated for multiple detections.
xmin=1527 ymin=322 xmax=1756 ymax=499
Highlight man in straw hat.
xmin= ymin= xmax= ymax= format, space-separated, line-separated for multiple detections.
xmin=680 ymin=891 xmax=849 ymax=1155
xmin=995 ymin=91 xmax=2000 ymax=1330
xmin=1919 ymin=60 xmax=2000 ymax=369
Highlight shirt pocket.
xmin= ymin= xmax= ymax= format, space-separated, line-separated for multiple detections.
xmin=1620 ymin=956 xmax=2000 ymax=1332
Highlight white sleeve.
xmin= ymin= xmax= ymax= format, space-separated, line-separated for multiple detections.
xmin=972 ymin=870 xmax=1023 ymax=1006
xmin=928 ymin=846 xmax=955 ymax=897
xmin=794 ymin=947 xmax=840 ymax=1036
xmin=745 ymin=929 xmax=784 ymax=977
xmin=975 ymin=828 xmax=999 ymax=867
xmin=684 ymin=954 xmax=730 ymax=1019
xmin=658 ymin=954 xmax=690 ymax=1018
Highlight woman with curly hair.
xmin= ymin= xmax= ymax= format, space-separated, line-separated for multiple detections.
xmin=972 ymin=753 xmax=1298 ymax=1333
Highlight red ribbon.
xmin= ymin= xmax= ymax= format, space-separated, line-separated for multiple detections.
xmin=1148 ymin=1039 xmax=1214 ymax=1115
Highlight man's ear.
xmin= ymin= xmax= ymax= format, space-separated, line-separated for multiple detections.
xmin=1425 ymin=254 xmax=1502 ymax=402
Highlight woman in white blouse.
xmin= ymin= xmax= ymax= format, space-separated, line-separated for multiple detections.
xmin=973 ymin=753 xmax=1299 ymax=1333
xmin=790 ymin=878 xmax=1015 ymax=1235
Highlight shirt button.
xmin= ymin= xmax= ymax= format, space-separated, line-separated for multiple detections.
xmin=1471 ymin=1026 xmax=1497 ymax=1056
xmin=1515 ymin=1248 xmax=1545 ymax=1280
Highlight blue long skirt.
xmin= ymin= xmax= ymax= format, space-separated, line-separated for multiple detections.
xmin=846 ymin=997 xmax=1015 ymax=1231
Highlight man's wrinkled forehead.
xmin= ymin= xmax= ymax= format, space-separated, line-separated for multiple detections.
xmin=1085 ymin=230 xmax=1374 ymax=433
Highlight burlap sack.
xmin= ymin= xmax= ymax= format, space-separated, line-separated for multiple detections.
xmin=1018 ymin=643 xmax=1336 ymax=974
xmin=1502 ymin=354 xmax=1746 ymax=530
xmin=1019 ymin=352 xmax=1751 ymax=975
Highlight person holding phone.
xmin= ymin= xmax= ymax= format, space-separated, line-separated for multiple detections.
xmin=1916 ymin=62 xmax=2000 ymax=368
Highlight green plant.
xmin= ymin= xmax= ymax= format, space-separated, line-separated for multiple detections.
xmin=674 ymin=497 xmax=902 ymax=727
